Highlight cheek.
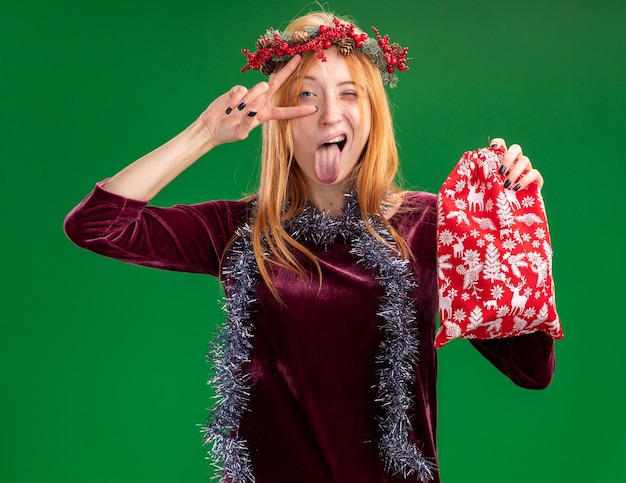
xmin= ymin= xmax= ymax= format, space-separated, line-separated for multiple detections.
xmin=362 ymin=102 xmax=372 ymax=137
xmin=291 ymin=117 xmax=313 ymax=142
xmin=354 ymin=114 xmax=371 ymax=148
xmin=290 ymin=125 xmax=310 ymax=163
xmin=353 ymin=101 xmax=371 ymax=142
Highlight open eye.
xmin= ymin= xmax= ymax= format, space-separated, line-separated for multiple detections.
xmin=299 ymin=91 xmax=314 ymax=98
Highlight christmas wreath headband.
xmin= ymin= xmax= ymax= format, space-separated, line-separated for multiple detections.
xmin=241 ymin=17 xmax=410 ymax=88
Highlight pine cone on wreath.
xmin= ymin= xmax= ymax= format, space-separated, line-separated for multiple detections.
xmin=337 ymin=37 xmax=356 ymax=55
xmin=261 ymin=60 xmax=277 ymax=76
xmin=291 ymin=30 xmax=310 ymax=44
xmin=255 ymin=36 xmax=271 ymax=50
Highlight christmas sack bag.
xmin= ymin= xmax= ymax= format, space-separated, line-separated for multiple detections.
xmin=434 ymin=146 xmax=563 ymax=348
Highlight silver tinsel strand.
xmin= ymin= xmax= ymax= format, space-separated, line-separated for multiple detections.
xmin=203 ymin=195 xmax=436 ymax=482
xmin=203 ymin=224 xmax=257 ymax=483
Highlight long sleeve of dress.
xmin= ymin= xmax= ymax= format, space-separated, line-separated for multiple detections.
xmin=470 ymin=332 xmax=555 ymax=389
xmin=63 ymin=182 xmax=250 ymax=277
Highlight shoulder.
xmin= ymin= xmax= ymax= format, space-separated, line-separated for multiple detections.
xmin=391 ymin=191 xmax=437 ymax=227
xmin=186 ymin=197 xmax=253 ymax=218
xmin=390 ymin=191 xmax=438 ymax=252
xmin=176 ymin=197 xmax=255 ymax=234
xmin=401 ymin=191 xmax=437 ymax=210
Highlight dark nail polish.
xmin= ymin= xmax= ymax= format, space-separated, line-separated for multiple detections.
xmin=225 ymin=107 xmax=232 ymax=115
xmin=513 ymin=183 xmax=521 ymax=192
xmin=247 ymin=111 xmax=257 ymax=117
xmin=490 ymin=142 xmax=498 ymax=148
xmin=499 ymin=165 xmax=506 ymax=175
xmin=503 ymin=179 xmax=511 ymax=189
xmin=237 ymin=102 xmax=246 ymax=110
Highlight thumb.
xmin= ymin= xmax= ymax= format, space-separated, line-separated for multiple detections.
xmin=489 ymin=137 xmax=507 ymax=149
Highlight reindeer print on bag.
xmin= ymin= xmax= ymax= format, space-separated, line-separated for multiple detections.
xmin=434 ymin=147 xmax=563 ymax=348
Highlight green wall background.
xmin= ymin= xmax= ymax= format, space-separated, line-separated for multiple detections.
xmin=2 ymin=0 xmax=625 ymax=481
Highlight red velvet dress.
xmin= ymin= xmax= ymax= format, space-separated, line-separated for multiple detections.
xmin=64 ymin=183 xmax=555 ymax=482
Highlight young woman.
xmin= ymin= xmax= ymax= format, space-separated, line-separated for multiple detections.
xmin=64 ymin=11 xmax=555 ymax=483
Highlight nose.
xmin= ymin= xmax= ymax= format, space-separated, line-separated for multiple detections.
xmin=317 ymin=96 xmax=342 ymax=125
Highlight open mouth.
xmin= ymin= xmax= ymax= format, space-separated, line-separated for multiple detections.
xmin=322 ymin=135 xmax=347 ymax=152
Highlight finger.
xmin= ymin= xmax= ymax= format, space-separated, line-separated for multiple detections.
xmin=498 ymin=143 xmax=522 ymax=176
xmin=504 ymin=155 xmax=530 ymax=189
xmin=502 ymin=143 xmax=522 ymax=168
xmin=267 ymin=55 xmax=303 ymax=92
xmin=225 ymin=85 xmax=249 ymax=114
xmin=510 ymin=168 xmax=544 ymax=192
xmin=245 ymin=81 xmax=270 ymax=102
xmin=270 ymin=105 xmax=318 ymax=121
xmin=225 ymin=81 xmax=269 ymax=119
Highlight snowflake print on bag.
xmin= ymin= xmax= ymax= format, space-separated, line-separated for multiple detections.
xmin=434 ymin=146 xmax=563 ymax=348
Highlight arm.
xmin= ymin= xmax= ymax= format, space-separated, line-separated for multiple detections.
xmin=65 ymin=56 xmax=316 ymax=271
xmin=101 ymin=55 xmax=316 ymax=202
xmin=470 ymin=332 xmax=555 ymax=389
xmin=64 ymin=185 xmax=250 ymax=276
xmin=471 ymin=139 xmax=555 ymax=389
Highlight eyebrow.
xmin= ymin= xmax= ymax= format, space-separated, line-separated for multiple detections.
xmin=302 ymin=75 xmax=356 ymax=87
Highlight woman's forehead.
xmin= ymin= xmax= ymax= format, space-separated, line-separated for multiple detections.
xmin=297 ymin=50 xmax=355 ymax=82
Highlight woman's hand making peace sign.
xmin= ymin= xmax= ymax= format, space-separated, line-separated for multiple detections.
xmin=198 ymin=55 xmax=317 ymax=147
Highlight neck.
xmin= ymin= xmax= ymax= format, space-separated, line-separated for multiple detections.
xmin=305 ymin=185 xmax=349 ymax=216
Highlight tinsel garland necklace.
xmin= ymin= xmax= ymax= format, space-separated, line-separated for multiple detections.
xmin=202 ymin=194 xmax=436 ymax=482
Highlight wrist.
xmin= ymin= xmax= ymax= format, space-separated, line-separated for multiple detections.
xmin=183 ymin=118 xmax=219 ymax=157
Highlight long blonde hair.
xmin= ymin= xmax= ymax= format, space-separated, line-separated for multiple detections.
xmin=238 ymin=11 xmax=409 ymax=300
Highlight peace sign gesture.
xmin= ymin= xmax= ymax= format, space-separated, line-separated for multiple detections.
xmin=199 ymin=55 xmax=317 ymax=147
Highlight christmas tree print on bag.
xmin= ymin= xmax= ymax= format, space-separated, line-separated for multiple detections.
xmin=434 ymin=146 xmax=563 ymax=348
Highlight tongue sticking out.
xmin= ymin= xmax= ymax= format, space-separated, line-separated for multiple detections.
xmin=314 ymin=144 xmax=341 ymax=184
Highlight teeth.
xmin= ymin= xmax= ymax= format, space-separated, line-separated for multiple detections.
xmin=326 ymin=135 xmax=346 ymax=144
